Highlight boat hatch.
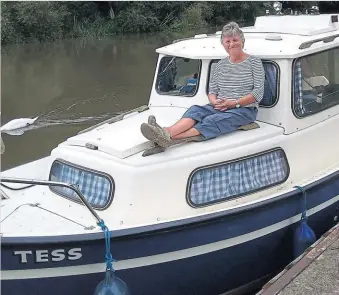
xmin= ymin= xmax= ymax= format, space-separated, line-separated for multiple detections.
xmin=64 ymin=112 xmax=153 ymax=159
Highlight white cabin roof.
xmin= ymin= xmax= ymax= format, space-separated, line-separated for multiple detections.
xmin=156 ymin=14 xmax=339 ymax=59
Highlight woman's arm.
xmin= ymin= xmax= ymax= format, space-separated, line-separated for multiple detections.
xmin=208 ymin=62 xmax=222 ymax=105
xmin=249 ymin=56 xmax=265 ymax=104
xmin=214 ymin=93 xmax=256 ymax=110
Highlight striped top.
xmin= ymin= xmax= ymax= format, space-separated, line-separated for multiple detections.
xmin=209 ymin=55 xmax=265 ymax=108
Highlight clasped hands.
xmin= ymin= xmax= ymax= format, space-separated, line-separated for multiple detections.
xmin=212 ymin=98 xmax=237 ymax=111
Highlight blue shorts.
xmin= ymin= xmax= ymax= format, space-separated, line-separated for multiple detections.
xmin=182 ymin=104 xmax=258 ymax=139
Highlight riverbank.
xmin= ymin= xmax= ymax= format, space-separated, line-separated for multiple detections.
xmin=1 ymin=2 xmax=261 ymax=45
xmin=257 ymin=222 xmax=339 ymax=295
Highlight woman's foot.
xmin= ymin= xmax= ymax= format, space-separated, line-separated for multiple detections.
xmin=140 ymin=123 xmax=172 ymax=148
xmin=148 ymin=115 xmax=163 ymax=129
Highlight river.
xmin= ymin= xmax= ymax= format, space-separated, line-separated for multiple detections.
xmin=1 ymin=34 xmax=176 ymax=170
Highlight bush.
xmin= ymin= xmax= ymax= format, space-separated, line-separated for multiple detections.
xmin=113 ymin=8 xmax=160 ymax=33
xmin=171 ymin=3 xmax=208 ymax=32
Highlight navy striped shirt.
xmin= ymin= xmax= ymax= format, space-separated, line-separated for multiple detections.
xmin=209 ymin=55 xmax=265 ymax=108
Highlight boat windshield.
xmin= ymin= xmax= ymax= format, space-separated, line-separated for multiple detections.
xmin=155 ymin=56 xmax=201 ymax=96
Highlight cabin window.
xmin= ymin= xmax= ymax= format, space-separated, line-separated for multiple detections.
xmin=207 ymin=60 xmax=279 ymax=107
xmin=293 ymin=47 xmax=339 ymax=117
xmin=156 ymin=56 xmax=201 ymax=96
xmin=187 ymin=149 xmax=289 ymax=207
xmin=49 ymin=160 xmax=114 ymax=209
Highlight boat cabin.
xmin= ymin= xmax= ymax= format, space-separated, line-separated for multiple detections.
xmin=149 ymin=13 xmax=339 ymax=134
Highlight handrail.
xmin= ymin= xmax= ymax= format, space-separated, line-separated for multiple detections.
xmin=1 ymin=177 xmax=102 ymax=224
xmin=172 ymin=33 xmax=220 ymax=44
xmin=77 ymin=105 xmax=149 ymax=135
xmin=299 ymin=33 xmax=339 ymax=49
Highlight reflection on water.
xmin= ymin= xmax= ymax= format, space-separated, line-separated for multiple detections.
xmin=1 ymin=34 xmax=171 ymax=170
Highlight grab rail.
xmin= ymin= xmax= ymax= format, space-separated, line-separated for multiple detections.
xmin=299 ymin=33 xmax=339 ymax=49
xmin=1 ymin=177 xmax=102 ymax=224
xmin=78 ymin=105 xmax=149 ymax=135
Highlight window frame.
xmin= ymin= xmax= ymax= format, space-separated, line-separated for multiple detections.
xmin=186 ymin=148 xmax=290 ymax=208
xmin=292 ymin=46 xmax=339 ymax=119
xmin=205 ymin=59 xmax=280 ymax=108
xmin=49 ymin=159 xmax=115 ymax=210
xmin=155 ymin=55 xmax=202 ymax=97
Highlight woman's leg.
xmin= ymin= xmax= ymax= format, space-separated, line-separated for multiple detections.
xmin=170 ymin=126 xmax=200 ymax=139
xmin=165 ymin=118 xmax=196 ymax=137
xmin=141 ymin=104 xmax=216 ymax=148
xmin=195 ymin=107 xmax=258 ymax=139
xmin=165 ymin=104 xmax=216 ymax=137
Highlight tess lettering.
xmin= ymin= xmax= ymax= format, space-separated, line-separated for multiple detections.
xmin=13 ymin=248 xmax=82 ymax=263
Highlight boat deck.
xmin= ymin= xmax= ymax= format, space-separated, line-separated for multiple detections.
xmin=257 ymin=222 xmax=339 ymax=295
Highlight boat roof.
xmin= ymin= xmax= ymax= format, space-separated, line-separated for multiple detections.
xmin=156 ymin=14 xmax=339 ymax=59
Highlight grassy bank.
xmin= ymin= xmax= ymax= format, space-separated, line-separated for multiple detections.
xmin=2 ymin=1 xmax=336 ymax=45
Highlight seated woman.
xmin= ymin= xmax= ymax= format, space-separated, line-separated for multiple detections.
xmin=141 ymin=22 xmax=265 ymax=149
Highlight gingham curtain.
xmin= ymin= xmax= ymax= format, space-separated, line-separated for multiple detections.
xmin=294 ymin=60 xmax=305 ymax=116
xmin=189 ymin=150 xmax=288 ymax=205
xmin=50 ymin=161 xmax=112 ymax=208
xmin=261 ymin=63 xmax=277 ymax=106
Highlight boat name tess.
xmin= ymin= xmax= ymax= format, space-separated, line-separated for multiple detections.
xmin=13 ymin=248 xmax=82 ymax=263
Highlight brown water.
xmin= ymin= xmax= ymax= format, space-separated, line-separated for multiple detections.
xmin=1 ymin=34 xmax=173 ymax=170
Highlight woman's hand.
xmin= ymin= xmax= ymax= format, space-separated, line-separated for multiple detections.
xmin=214 ymin=99 xmax=237 ymax=111
xmin=211 ymin=98 xmax=223 ymax=106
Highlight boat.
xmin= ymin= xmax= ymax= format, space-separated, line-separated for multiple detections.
xmin=2 ymin=4 xmax=339 ymax=295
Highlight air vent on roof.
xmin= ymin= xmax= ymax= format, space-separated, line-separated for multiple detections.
xmin=265 ymin=34 xmax=283 ymax=41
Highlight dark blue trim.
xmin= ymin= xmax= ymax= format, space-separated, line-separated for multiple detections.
xmin=2 ymin=202 xmax=338 ymax=295
xmin=2 ymin=169 xmax=339 ymax=245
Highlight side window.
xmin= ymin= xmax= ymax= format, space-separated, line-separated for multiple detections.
xmin=49 ymin=160 xmax=114 ymax=209
xmin=293 ymin=48 xmax=339 ymax=117
xmin=207 ymin=60 xmax=279 ymax=107
xmin=156 ymin=56 xmax=201 ymax=96
xmin=187 ymin=149 xmax=289 ymax=207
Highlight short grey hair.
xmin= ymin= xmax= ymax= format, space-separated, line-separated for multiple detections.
xmin=221 ymin=21 xmax=245 ymax=46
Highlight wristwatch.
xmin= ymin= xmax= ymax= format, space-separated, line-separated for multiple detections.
xmin=235 ymin=99 xmax=241 ymax=108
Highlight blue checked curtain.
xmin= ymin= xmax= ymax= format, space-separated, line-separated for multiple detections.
xmin=293 ymin=60 xmax=305 ymax=116
xmin=50 ymin=161 xmax=112 ymax=208
xmin=189 ymin=149 xmax=289 ymax=205
xmin=261 ymin=63 xmax=277 ymax=106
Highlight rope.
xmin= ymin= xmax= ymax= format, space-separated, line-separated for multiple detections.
xmin=98 ymin=219 xmax=115 ymax=271
xmin=294 ymin=185 xmax=307 ymax=220
xmin=1 ymin=183 xmax=35 ymax=190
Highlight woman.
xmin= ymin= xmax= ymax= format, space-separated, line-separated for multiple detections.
xmin=141 ymin=21 xmax=265 ymax=149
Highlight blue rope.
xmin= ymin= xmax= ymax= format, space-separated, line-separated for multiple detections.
xmin=98 ymin=219 xmax=116 ymax=271
xmin=294 ymin=186 xmax=307 ymax=220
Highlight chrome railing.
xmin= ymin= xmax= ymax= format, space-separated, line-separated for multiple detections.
xmin=1 ymin=177 xmax=102 ymax=224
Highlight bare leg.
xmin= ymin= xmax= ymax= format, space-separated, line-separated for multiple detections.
xmin=165 ymin=118 xmax=196 ymax=137
xmin=171 ymin=128 xmax=200 ymax=139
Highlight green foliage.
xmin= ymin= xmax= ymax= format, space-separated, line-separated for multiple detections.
xmin=12 ymin=2 xmax=70 ymax=42
xmin=1 ymin=2 xmax=21 ymax=44
xmin=171 ymin=3 xmax=208 ymax=31
xmin=1 ymin=1 xmax=338 ymax=44
xmin=113 ymin=4 xmax=160 ymax=33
